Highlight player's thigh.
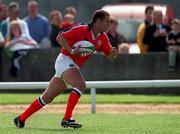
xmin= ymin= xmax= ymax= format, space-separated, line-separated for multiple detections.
xmin=42 ymin=76 xmax=66 ymax=103
xmin=61 ymin=68 xmax=86 ymax=91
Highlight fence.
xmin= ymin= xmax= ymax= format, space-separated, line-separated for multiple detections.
xmin=1 ymin=80 xmax=180 ymax=113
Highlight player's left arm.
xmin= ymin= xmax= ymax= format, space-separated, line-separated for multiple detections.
xmin=101 ymin=34 xmax=118 ymax=61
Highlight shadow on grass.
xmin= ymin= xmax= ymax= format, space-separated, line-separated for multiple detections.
xmin=27 ymin=127 xmax=95 ymax=133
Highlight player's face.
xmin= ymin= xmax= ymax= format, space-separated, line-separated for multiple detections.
xmin=100 ymin=16 xmax=110 ymax=32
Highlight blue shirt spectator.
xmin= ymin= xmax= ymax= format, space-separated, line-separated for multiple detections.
xmin=24 ymin=14 xmax=50 ymax=43
xmin=24 ymin=0 xmax=51 ymax=48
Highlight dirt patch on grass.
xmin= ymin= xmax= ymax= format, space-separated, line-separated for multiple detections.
xmin=0 ymin=104 xmax=180 ymax=114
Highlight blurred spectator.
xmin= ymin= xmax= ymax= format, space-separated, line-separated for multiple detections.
xmin=107 ymin=18 xmax=126 ymax=50
xmin=0 ymin=31 xmax=4 ymax=49
xmin=167 ymin=19 xmax=180 ymax=70
xmin=118 ymin=43 xmax=129 ymax=54
xmin=64 ymin=6 xmax=77 ymax=19
xmin=60 ymin=13 xmax=76 ymax=30
xmin=61 ymin=6 xmax=79 ymax=30
xmin=143 ymin=10 xmax=171 ymax=52
xmin=0 ymin=31 xmax=4 ymax=81
xmin=137 ymin=6 xmax=154 ymax=53
xmin=49 ymin=10 xmax=62 ymax=47
xmin=0 ymin=2 xmax=29 ymax=38
xmin=4 ymin=20 xmax=37 ymax=77
xmin=0 ymin=3 xmax=8 ymax=24
xmin=24 ymin=0 xmax=51 ymax=48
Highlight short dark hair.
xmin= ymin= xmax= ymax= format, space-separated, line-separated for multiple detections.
xmin=92 ymin=9 xmax=109 ymax=23
xmin=145 ymin=6 xmax=154 ymax=14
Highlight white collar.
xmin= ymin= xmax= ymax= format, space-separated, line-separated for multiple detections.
xmin=91 ymin=30 xmax=101 ymax=40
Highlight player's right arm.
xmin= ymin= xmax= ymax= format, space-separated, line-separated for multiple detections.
xmin=56 ymin=35 xmax=72 ymax=53
xmin=56 ymin=26 xmax=84 ymax=56
xmin=56 ymin=35 xmax=82 ymax=56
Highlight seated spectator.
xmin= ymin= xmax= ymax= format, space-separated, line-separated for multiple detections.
xmin=118 ymin=43 xmax=129 ymax=54
xmin=4 ymin=20 xmax=37 ymax=77
xmin=167 ymin=19 xmax=180 ymax=71
xmin=24 ymin=0 xmax=51 ymax=48
xmin=143 ymin=10 xmax=171 ymax=52
xmin=49 ymin=10 xmax=62 ymax=47
xmin=0 ymin=2 xmax=29 ymax=39
xmin=0 ymin=31 xmax=5 ymax=81
xmin=137 ymin=6 xmax=154 ymax=53
xmin=0 ymin=31 xmax=4 ymax=48
xmin=60 ymin=13 xmax=76 ymax=30
xmin=0 ymin=2 xmax=29 ymax=37
xmin=107 ymin=18 xmax=126 ymax=50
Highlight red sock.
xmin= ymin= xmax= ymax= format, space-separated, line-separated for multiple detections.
xmin=19 ymin=97 xmax=45 ymax=122
xmin=63 ymin=90 xmax=81 ymax=120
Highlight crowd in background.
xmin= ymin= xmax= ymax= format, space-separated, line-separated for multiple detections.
xmin=0 ymin=1 xmax=79 ymax=77
xmin=0 ymin=0 xmax=180 ymax=77
xmin=137 ymin=6 xmax=180 ymax=70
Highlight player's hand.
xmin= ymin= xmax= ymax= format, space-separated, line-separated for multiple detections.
xmin=111 ymin=47 xmax=118 ymax=57
xmin=71 ymin=46 xmax=83 ymax=57
xmin=108 ymin=47 xmax=118 ymax=61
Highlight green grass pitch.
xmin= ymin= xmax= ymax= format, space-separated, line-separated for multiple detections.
xmin=1 ymin=94 xmax=180 ymax=104
xmin=1 ymin=94 xmax=180 ymax=134
xmin=0 ymin=113 xmax=180 ymax=134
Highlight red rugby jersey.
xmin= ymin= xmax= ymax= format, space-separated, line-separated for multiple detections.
xmin=60 ymin=24 xmax=112 ymax=67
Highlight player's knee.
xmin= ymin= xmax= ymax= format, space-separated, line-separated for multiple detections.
xmin=75 ymin=81 xmax=86 ymax=92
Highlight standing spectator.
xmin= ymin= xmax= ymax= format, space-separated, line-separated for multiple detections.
xmin=62 ymin=6 xmax=79 ymax=29
xmin=5 ymin=20 xmax=37 ymax=77
xmin=107 ymin=18 xmax=126 ymax=50
xmin=24 ymin=0 xmax=51 ymax=48
xmin=64 ymin=6 xmax=77 ymax=20
xmin=49 ymin=10 xmax=63 ymax=47
xmin=137 ymin=6 xmax=154 ymax=53
xmin=167 ymin=19 xmax=180 ymax=70
xmin=60 ymin=13 xmax=76 ymax=30
xmin=0 ymin=3 xmax=8 ymax=24
xmin=0 ymin=2 xmax=29 ymax=38
xmin=143 ymin=10 xmax=171 ymax=52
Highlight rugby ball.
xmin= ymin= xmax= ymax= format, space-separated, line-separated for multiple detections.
xmin=72 ymin=40 xmax=95 ymax=56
